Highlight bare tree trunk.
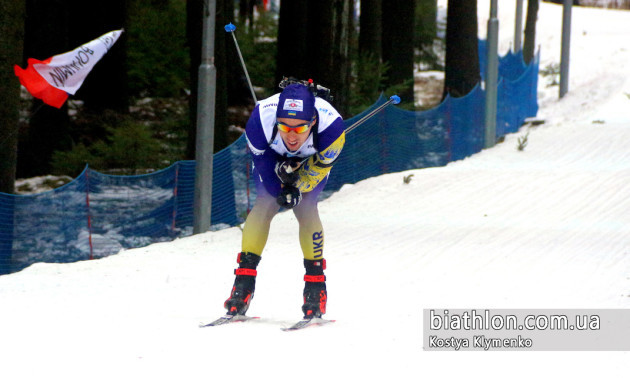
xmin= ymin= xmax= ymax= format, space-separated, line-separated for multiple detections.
xmin=214 ymin=0 xmax=230 ymax=151
xmin=359 ymin=0 xmax=382 ymax=59
xmin=186 ymin=0 xmax=203 ymax=160
xmin=225 ymin=0 xmax=251 ymax=107
xmin=276 ymin=0 xmax=309 ymax=86
xmin=277 ymin=0 xmax=352 ymax=115
xmin=239 ymin=0 xmax=256 ymax=32
xmin=313 ymin=0 xmax=352 ymax=116
xmin=382 ymin=0 xmax=416 ymax=104
xmin=523 ymin=0 xmax=539 ymax=65
xmin=69 ymin=0 xmax=129 ymax=113
xmin=17 ymin=0 xmax=70 ymax=178
xmin=354 ymin=0 xmax=383 ymax=111
xmin=330 ymin=0 xmax=353 ymax=116
xmin=443 ymin=0 xmax=480 ymax=98
xmin=306 ymin=0 xmax=334 ymax=89
xmin=416 ymin=0 xmax=437 ymax=48
xmin=0 ymin=0 xmax=26 ymax=193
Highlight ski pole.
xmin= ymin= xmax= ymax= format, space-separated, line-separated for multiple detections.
xmin=283 ymin=94 xmax=401 ymax=174
xmin=345 ymin=95 xmax=401 ymax=134
xmin=224 ymin=23 xmax=258 ymax=104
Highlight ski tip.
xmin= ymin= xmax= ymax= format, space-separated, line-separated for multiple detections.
xmin=281 ymin=317 xmax=335 ymax=332
xmin=199 ymin=314 xmax=260 ymax=328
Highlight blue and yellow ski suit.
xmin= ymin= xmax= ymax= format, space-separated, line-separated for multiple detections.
xmin=242 ymin=93 xmax=345 ymax=260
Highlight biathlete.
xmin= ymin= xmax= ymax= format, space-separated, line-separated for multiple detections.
xmin=224 ymin=81 xmax=345 ymax=319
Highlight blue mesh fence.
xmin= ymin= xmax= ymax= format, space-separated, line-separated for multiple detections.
xmin=5 ymin=171 xmax=91 ymax=274
xmin=0 ymin=46 xmax=539 ymax=275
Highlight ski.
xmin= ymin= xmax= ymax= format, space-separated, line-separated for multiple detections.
xmin=200 ymin=314 xmax=335 ymax=330
xmin=199 ymin=314 xmax=259 ymax=328
xmin=281 ymin=317 xmax=335 ymax=332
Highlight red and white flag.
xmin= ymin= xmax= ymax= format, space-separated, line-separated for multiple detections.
xmin=14 ymin=29 xmax=124 ymax=108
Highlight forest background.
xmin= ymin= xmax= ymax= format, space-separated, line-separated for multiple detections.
xmin=0 ymin=0 xmax=547 ymax=194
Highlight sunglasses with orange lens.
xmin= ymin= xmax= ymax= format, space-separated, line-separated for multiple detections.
xmin=276 ymin=118 xmax=314 ymax=134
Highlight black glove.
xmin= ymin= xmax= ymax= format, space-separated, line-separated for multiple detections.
xmin=276 ymin=185 xmax=302 ymax=209
xmin=275 ymin=160 xmax=301 ymax=186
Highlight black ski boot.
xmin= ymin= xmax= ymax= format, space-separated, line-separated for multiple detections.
xmin=224 ymin=252 xmax=261 ymax=315
xmin=302 ymin=258 xmax=327 ymax=318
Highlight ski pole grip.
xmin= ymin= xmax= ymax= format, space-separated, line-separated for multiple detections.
xmin=225 ymin=23 xmax=236 ymax=33
xmin=390 ymin=95 xmax=401 ymax=105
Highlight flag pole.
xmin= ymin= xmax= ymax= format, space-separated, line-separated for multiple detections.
xmin=193 ymin=0 xmax=217 ymax=234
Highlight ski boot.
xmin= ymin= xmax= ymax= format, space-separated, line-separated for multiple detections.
xmin=302 ymin=258 xmax=327 ymax=319
xmin=224 ymin=252 xmax=261 ymax=315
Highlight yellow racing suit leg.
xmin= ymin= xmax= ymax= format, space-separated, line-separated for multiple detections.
xmin=241 ymin=187 xmax=280 ymax=256
xmin=292 ymin=189 xmax=324 ymax=260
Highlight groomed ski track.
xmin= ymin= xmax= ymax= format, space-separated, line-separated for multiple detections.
xmin=1 ymin=1 xmax=629 ymax=376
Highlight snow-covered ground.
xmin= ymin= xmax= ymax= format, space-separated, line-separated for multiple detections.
xmin=1 ymin=1 xmax=629 ymax=376
xmin=14 ymin=175 xmax=73 ymax=194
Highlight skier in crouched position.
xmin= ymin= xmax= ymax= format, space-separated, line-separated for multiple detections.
xmin=224 ymin=82 xmax=345 ymax=319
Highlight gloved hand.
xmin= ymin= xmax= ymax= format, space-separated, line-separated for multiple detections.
xmin=275 ymin=160 xmax=301 ymax=186
xmin=276 ymin=185 xmax=302 ymax=209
